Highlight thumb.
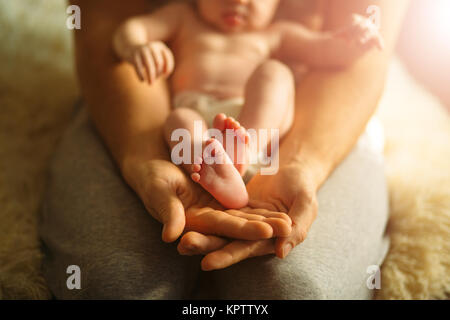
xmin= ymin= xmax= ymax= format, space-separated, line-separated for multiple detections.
xmin=152 ymin=191 xmax=186 ymax=243
xmin=275 ymin=195 xmax=318 ymax=258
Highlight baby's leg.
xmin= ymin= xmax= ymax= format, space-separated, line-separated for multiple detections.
xmin=164 ymin=108 xmax=207 ymax=174
xmin=239 ymin=60 xmax=295 ymax=138
xmin=213 ymin=60 xmax=294 ymax=175
xmin=238 ymin=60 xmax=295 ymax=159
xmin=164 ymin=108 xmax=248 ymax=209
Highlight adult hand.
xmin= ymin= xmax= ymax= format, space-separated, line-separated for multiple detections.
xmin=122 ymin=158 xmax=292 ymax=243
xmin=177 ymin=163 xmax=319 ymax=271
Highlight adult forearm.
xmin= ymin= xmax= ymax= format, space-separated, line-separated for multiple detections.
xmin=280 ymin=52 xmax=389 ymax=189
xmin=71 ymin=0 xmax=170 ymax=177
xmin=278 ymin=0 xmax=408 ymax=189
xmin=77 ymin=56 xmax=171 ymax=166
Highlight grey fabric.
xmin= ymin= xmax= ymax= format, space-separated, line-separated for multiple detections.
xmin=39 ymin=107 xmax=389 ymax=299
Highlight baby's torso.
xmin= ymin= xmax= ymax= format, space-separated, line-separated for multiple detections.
xmin=165 ymin=0 xmax=325 ymax=99
xmin=170 ymin=8 xmax=274 ymax=99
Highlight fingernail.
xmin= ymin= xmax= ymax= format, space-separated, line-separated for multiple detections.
xmin=283 ymin=243 xmax=293 ymax=258
xmin=186 ymin=243 xmax=197 ymax=251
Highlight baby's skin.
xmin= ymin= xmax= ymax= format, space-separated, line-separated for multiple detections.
xmin=113 ymin=0 xmax=383 ymax=209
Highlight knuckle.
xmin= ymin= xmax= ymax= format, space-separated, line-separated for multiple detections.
xmin=159 ymin=41 xmax=169 ymax=50
xmin=311 ymin=198 xmax=318 ymax=217
xmin=181 ymin=233 xmax=199 ymax=250
xmin=166 ymin=48 xmax=175 ymax=59
xmin=244 ymin=243 xmax=254 ymax=257
xmin=295 ymin=227 xmax=308 ymax=244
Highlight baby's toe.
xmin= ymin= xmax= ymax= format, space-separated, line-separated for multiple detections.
xmin=204 ymin=138 xmax=224 ymax=159
xmin=191 ymin=172 xmax=201 ymax=183
xmin=225 ymin=117 xmax=239 ymax=130
xmin=194 ymin=155 xmax=203 ymax=165
xmin=231 ymin=119 xmax=241 ymax=130
xmin=213 ymin=113 xmax=227 ymax=131
xmin=236 ymin=127 xmax=249 ymax=144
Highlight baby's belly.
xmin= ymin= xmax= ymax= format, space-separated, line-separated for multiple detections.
xmin=171 ymin=55 xmax=261 ymax=99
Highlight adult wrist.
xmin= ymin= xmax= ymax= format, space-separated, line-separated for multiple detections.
xmin=118 ymin=139 xmax=170 ymax=188
xmin=280 ymin=143 xmax=332 ymax=191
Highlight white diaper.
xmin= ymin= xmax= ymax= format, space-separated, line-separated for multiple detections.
xmin=173 ymin=91 xmax=244 ymax=127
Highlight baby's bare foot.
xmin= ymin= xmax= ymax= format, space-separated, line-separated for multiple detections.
xmin=191 ymin=138 xmax=248 ymax=209
xmin=213 ymin=113 xmax=250 ymax=176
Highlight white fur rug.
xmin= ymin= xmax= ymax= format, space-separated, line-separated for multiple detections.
xmin=0 ymin=0 xmax=448 ymax=299
xmin=375 ymin=56 xmax=450 ymax=299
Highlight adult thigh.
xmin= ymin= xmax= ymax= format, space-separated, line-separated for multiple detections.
xmin=212 ymin=126 xmax=389 ymax=299
xmin=39 ymin=107 xmax=200 ymax=299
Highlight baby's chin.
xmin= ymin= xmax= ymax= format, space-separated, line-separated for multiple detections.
xmin=214 ymin=20 xmax=262 ymax=34
xmin=220 ymin=25 xmax=246 ymax=33
xmin=209 ymin=20 xmax=245 ymax=33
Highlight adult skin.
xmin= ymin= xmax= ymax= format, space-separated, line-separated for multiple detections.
xmin=177 ymin=0 xmax=409 ymax=270
xmin=70 ymin=0 xmax=292 ymax=244
xmin=70 ymin=0 xmax=408 ymax=270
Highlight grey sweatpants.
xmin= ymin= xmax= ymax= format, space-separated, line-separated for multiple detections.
xmin=39 ymin=107 xmax=389 ymax=299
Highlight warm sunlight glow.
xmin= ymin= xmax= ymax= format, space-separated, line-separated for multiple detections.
xmin=427 ymin=0 xmax=450 ymax=46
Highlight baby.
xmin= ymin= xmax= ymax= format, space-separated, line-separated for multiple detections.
xmin=113 ymin=0 xmax=383 ymax=209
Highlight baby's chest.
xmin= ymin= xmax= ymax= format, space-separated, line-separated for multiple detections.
xmin=176 ymin=30 xmax=272 ymax=62
xmin=171 ymin=29 xmax=273 ymax=94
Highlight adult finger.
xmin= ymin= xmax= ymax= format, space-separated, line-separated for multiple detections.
xmin=201 ymin=239 xmax=275 ymax=271
xmin=177 ymin=231 xmax=229 ymax=255
xmin=275 ymin=195 xmax=318 ymax=259
xmin=185 ymin=207 xmax=274 ymax=240
xmin=247 ymin=199 xmax=280 ymax=212
xmin=239 ymin=207 xmax=292 ymax=223
xmin=225 ymin=209 xmax=292 ymax=237
xmin=145 ymin=185 xmax=186 ymax=243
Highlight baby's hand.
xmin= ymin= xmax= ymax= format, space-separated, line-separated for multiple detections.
xmin=334 ymin=14 xmax=384 ymax=51
xmin=127 ymin=41 xmax=175 ymax=84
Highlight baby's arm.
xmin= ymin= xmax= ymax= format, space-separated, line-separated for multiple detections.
xmin=272 ymin=14 xmax=383 ymax=68
xmin=113 ymin=2 xmax=187 ymax=83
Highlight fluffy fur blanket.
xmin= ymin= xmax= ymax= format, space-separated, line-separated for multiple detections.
xmin=0 ymin=0 xmax=448 ymax=299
